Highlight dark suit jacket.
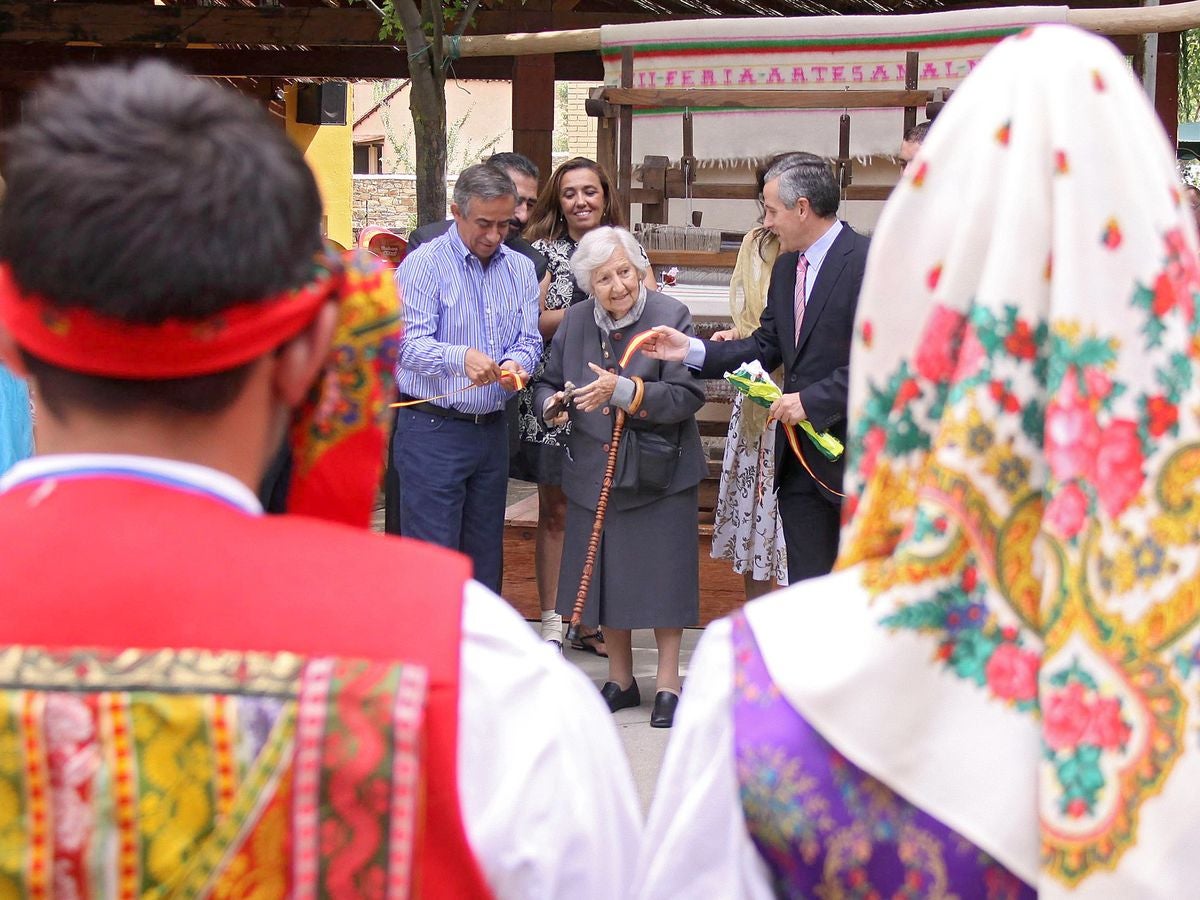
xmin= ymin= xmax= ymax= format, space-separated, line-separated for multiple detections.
xmin=534 ymin=290 xmax=707 ymax=513
xmin=406 ymin=219 xmax=549 ymax=282
xmin=698 ymin=222 xmax=869 ymax=502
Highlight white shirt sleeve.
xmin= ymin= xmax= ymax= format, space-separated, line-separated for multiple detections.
xmin=458 ymin=580 xmax=643 ymax=900
xmin=633 ymin=616 xmax=774 ymax=900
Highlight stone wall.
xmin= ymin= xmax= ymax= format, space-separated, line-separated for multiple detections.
xmin=352 ymin=174 xmax=455 ymax=239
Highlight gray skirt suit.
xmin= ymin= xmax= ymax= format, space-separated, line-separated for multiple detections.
xmin=534 ymin=290 xmax=707 ymax=629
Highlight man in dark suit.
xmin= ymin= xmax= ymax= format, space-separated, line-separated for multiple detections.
xmin=641 ymin=152 xmax=869 ymax=582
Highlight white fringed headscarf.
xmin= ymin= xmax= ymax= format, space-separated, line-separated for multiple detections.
xmin=754 ymin=24 xmax=1200 ymax=895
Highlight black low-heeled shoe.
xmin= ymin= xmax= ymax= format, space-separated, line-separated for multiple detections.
xmin=650 ymin=690 xmax=679 ymax=728
xmin=600 ymin=679 xmax=641 ymax=713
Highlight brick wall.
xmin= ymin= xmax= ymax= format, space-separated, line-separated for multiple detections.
xmin=352 ymin=174 xmax=456 ymax=239
xmin=564 ymin=82 xmax=601 ymax=159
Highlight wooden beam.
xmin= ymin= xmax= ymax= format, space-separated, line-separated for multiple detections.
xmin=1069 ymin=0 xmax=1200 ymax=34
xmin=449 ymin=26 xmax=601 ymax=57
xmin=0 ymin=3 xmax=387 ymax=46
xmin=0 ymin=44 xmax=603 ymax=82
xmin=602 ymin=88 xmax=934 ymax=110
xmin=451 ymin=1 xmax=1200 ymax=57
xmin=8 ymin=3 xmax=1195 ymax=62
xmin=632 ymin=180 xmax=891 ymax=203
xmin=647 ymin=249 xmax=740 ymax=267
xmin=0 ymin=3 xmax=662 ymax=49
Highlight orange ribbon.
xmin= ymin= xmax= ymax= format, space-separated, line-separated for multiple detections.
xmin=389 ymin=369 xmax=524 ymax=408
xmin=619 ymin=330 xmax=656 ymax=369
xmin=777 ymin=418 xmax=846 ymax=498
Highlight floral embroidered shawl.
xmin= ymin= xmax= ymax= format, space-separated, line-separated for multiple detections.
xmin=753 ymin=25 xmax=1200 ymax=896
xmin=286 ymin=249 xmax=401 ymax=527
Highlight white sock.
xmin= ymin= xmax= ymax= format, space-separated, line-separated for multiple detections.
xmin=540 ymin=611 xmax=563 ymax=641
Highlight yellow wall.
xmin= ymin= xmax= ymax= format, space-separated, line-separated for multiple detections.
xmin=285 ymin=86 xmax=353 ymax=248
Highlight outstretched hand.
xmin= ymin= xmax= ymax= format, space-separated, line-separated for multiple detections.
xmin=574 ymin=363 xmax=619 ymax=413
xmin=638 ymin=325 xmax=690 ymax=362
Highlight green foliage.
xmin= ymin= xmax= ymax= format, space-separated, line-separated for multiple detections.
xmin=355 ymin=0 xmax=477 ymax=41
xmin=381 ymin=101 xmax=503 ymax=174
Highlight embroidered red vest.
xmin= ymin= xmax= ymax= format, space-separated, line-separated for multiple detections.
xmin=0 ymin=474 xmax=492 ymax=899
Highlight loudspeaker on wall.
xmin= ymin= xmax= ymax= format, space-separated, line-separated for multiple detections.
xmin=295 ymin=83 xmax=348 ymax=126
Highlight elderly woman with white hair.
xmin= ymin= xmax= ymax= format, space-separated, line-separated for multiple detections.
xmin=535 ymin=226 xmax=706 ymax=728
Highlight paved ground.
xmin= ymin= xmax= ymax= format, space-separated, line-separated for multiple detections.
xmin=557 ymin=627 xmax=703 ymax=814
xmin=376 ymin=481 xmax=705 ymax=813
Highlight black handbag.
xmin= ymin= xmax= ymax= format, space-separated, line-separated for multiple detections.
xmin=613 ymin=426 xmax=681 ymax=494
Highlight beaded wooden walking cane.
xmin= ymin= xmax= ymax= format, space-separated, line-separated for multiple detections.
xmin=564 ymin=331 xmax=652 ymax=642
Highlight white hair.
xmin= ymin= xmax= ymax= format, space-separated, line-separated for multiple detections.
xmin=570 ymin=226 xmax=650 ymax=295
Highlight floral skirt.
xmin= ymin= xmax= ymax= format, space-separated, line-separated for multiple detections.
xmin=711 ymin=394 xmax=787 ymax=585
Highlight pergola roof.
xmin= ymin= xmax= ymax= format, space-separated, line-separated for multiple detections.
xmin=0 ymin=0 xmax=1177 ymax=85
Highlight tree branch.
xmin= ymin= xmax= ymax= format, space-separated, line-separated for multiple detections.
xmin=451 ymin=0 xmax=483 ymax=40
xmin=426 ymin=0 xmax=443 ymax=73
xmin=391 ymin=0 xmax=426 ymax=51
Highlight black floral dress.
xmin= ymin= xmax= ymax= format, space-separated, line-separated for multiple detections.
xmin=512 ymin=237 xmax=587 ymax=484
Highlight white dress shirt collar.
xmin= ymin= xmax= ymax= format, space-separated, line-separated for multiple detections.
xmin=0 ymin=453 xmax=263 ymax=514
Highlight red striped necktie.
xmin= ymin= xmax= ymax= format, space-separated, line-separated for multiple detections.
xmin=794 ymin=253 xmax=810 ymax=343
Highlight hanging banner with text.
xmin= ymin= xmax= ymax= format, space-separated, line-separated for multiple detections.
xmin=600 ymin=7 xmax=1068 ymax=163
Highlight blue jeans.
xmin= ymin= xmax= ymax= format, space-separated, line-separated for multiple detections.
xmin=394 ymin=408 xmax=508 ymax=593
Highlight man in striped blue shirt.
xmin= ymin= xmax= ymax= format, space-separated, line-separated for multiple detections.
xmin=395 ymin=164 xmax=543 ymax=592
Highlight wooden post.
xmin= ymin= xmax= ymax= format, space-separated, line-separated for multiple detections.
xmin=1150 ymin=0 xmax=1187 ymax=148
xmin=512 ymin=54 xmax=555 ymax=185
xmin=1155 ymin=27 xmax=1180 ymax=146
xmin=587 ymin=88 xmax=618 ymax=183
xmin=617 ymin=47 xmax=634 ymax=226
xmin=838 ymin=112 xmax=852 ymax=190
xmin=640 ymin=155 xmax=669 ymax=224
xmin=903 ymin=51 xmax=919 ymax=136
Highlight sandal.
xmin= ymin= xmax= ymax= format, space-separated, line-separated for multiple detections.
xmin=571 ymin=628 xmax=608 ymax=658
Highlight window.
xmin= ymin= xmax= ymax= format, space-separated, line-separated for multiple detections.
xmin=353 ymin=140 xmax=384 ymax=175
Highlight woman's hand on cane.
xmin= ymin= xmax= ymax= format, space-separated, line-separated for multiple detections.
xmin=543 ymin=392 xmax=571 ymax=427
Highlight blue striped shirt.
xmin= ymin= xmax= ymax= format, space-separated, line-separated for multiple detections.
xmin=396 ymin=225 xmax=543 ymax=414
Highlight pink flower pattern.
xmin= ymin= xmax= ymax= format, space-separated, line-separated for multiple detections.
xmin=985 ymin=643 xmax=1039 ymax=703
xmin=1044 ymin=482 xmax=1089 ymax=541
xmin=914 ymin=304 xmax=966 ymax=383
xmin=1095 ymin=420 xmax=1144 ymax=519
xmin=1045 ymin=369 xmax=1100 ymax=483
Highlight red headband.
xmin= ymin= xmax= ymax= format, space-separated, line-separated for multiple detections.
xmin=0 ymin=263 xmax=340 ymax=379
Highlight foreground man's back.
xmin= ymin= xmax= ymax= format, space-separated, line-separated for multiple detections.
xmin=0 ymin=61 xmax=638 ymax=899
